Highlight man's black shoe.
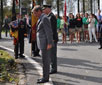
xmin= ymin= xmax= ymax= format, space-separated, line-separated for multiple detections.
xmin=20 ymin=54 xmax=25 ymax=58
xmin=50 ymin=70 xmax=57 ymax=74
xmin=33 ymin=54 xmax=41 ymax=57
xmin=37 ymin=78 xmax=49 ymax=83
xmin=98 ymin=47 xmax=102 ymax=49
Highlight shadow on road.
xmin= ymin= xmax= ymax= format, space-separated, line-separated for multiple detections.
xmin=58 ymin=71 xmax=102 ymax=83
xmin=58 ymin=57 xmax=102 ymax=72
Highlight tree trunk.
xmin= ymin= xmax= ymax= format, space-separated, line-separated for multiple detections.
xmin=78 ymin=0 xmax=80 ymax=13
xmin=12 ymin=0 xmax=16 ymax=21
xmin=98 ymin=0 xmax=100 ymax=10
xmin=57 ymin=0 xmax=59 ymax=17
xmin=0 ymin=0 xmax=3 ymax=39
xmin=19 ymin=0 xmax=21 ymax=14
xmin=90 ymin=0 xmax=92 ymax=13
xmin=83 ymin=0 xmax=85 ymax=13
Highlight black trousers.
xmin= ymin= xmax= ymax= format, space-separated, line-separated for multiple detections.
xmin=50 ymin=42 xmax=57 ymax=71
xmin=14 ymin=40 xmax=24 ymax=57
xmin=32 ymin=40 xmax=39 ymax=55
xmin=99 ymin=28 xmax=102 ymax=47
xmin=5 ymin=25 xmax=10 ymax=37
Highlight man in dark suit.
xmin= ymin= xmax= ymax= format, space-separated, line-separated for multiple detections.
xmin=43 ymin=5 xmax=58 ymax=74
xmin=32 ymin=5 xmax=53 ymax=83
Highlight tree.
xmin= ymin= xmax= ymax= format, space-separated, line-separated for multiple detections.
xmin=78 ymin=0 xmax=80 ymax=12
xmin=98 ymin=0 xmax=100 ymax=9
xmin=0 ymin=0 xmax=3 ymax=39
xmin=83 ymin=0 xmax=85 ymax=13
xmin=57 ymin=0 xmax=59 ymax=17
xmin=36 ymin=0 xmax=43 ymax=5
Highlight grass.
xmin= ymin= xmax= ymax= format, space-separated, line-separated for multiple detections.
xmin=0 ymin=50 xmax=19 ymax=84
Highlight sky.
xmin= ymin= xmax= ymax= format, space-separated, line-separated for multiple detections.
xmin=7 ymin=0 xmax=11 ymax=6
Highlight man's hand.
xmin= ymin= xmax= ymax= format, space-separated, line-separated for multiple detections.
xmin=47 ymin=44 xmax=52 ymax=50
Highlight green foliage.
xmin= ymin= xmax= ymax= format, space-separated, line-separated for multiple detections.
xmin=0 ymin=50 xmax=19 ymax=83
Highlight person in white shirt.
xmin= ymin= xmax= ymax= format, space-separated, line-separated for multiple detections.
xmin=88 ymin=14 xmax=98 ymax=42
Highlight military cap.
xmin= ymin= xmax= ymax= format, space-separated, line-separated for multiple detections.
xmin=42 ymin=4 xmax=51 ymax=10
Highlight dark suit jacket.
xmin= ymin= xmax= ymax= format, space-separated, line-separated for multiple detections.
xmin=36 ymin=13 xmax=53 ymax=50
xmin=48 ymin=12 xmax=58 ymax=43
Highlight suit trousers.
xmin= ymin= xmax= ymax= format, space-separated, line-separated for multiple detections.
xmin=41 ymin=49 xmax=51 ymax=80
xmin=51 ymin=42 xmax=57 ymax=71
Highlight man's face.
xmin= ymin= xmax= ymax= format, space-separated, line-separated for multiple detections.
xmin=33 ymin=10 xmax=41 ymax=18
xmin=98 ymin=10 xmax=101 ymax=15
xmin=43 ymin=8 xmax=50 ymax=14
xmin=43 ymin=8 xmax=47 ymax=14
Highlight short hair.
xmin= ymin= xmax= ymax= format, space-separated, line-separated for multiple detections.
xmin=32 ymin=5 xmax=42 ymax=12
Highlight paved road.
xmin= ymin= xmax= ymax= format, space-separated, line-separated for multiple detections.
xmin=0 ymin=34 xmax=102 ymax=85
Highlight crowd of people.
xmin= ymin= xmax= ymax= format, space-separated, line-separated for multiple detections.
xmin=56 ymin=10 xmax=102 ymax=47
xmin=2 ymin=4 xmax=102 ymax=83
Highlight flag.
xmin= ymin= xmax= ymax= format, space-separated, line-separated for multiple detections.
xmin=64 ymin=0 xmax=67 ymax=22
xmin=32 ymin=0 xmax=36 ymax=8
xmin=15 ymin=0 xmax=19 ymax=5
xmin=31 ymin=0 xmax=38 ymax=41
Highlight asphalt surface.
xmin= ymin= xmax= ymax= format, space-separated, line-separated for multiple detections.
xmin=0 ymin=34 xmax=102 ymax=85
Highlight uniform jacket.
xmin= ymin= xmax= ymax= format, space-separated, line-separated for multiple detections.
xmin=48 ymin=12 xmax=58 ymax=43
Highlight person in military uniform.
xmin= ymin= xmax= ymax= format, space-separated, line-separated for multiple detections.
xmin=11 ymin=14 xmax=27 ymax=59
xmin=43 ymin=5 xmax=58 ymax=74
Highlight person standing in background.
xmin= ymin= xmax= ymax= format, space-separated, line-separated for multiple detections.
xmin=87 ymin=14 xmax=98 ymax=43
xmin=97 ymin=10 xmax=102 ymax=49
xmin=75 ymin=13 xmax=83 ymax=43
xmin=4 ymin=16 xmax=10 ymax=37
